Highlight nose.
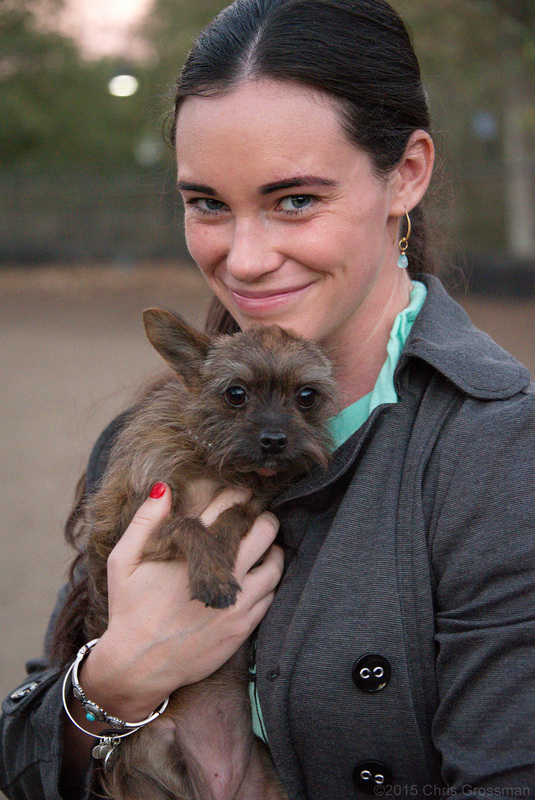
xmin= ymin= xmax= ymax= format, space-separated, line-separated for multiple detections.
xmin=226 ymin=217 xmax=282 ymax=282
xmin=259 ymin=430 xmax=288 ymax=455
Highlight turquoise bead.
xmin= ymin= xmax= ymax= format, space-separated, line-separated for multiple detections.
xmin=397 ymin=253 xmax=408 ymax=269
xmin=86 ymin=712 xmax=97 ymax=722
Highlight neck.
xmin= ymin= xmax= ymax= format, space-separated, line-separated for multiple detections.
xmin=326 ymin=269 xmax=413 ymax=409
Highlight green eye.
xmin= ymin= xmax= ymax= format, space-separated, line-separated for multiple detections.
xmin=296 ymin=387 xmax=317 ymax=409
xmin=225 ymin=386 xmax=248 ymax=406
xmin=199 ymin=198 xmax=225 ymax=212
xmin=279 ymin=195 xmax=314 ymax=212
xmin=189 ymin=198 xmax=228 ymax=215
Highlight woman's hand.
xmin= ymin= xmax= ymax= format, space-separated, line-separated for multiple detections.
xmin=77 ymin=483 xmax=282 ymax=723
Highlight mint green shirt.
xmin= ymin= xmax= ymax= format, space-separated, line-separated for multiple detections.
xmin=250 ymin=279 xmax=428 ymax=743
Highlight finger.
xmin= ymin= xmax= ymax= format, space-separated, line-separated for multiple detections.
xmin=247 ymin=591 xmax=277 ymax=633
xmin=251 ymin=541 xmax=284 ymax=576
xmin=239 ymin=546 xmax=284 ymax=633
xmin=234 ymin=512 xmax=280 ymax=579
xmin=246 ymin=541 xmax=284 ymax=586
xmin=199 ymin=486 xmax=252 ymax=527
xmin=241 ymin=545 xmax=284 ymax=610
xmin=109 ymin=483 xmax=172 ymax=575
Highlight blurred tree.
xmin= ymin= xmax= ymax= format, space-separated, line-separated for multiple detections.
xmin=142 ymin=0 xmax=223 ymax=75
xmin=482 ymin=0 xmax=535 ymax=257
xmin=0 ymin=1 xmax=73 ymax=164
xmin=395 ymin=0 xmax=535 ymax=259
xmin=140 ymin=0 xmax=224 ymax=123
xmin=476 ymin=0 xmax=535 ymax=30
xmin=0 ymin=0 xmax=157 ymax=169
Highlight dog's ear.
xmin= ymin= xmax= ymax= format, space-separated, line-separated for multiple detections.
xmin=143 ymin=308 xmax=210 ymax=389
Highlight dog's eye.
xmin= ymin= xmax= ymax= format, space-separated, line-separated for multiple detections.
xmin=225 ymin=386 xmax=248 ymax=407
xmin=296 ymin=387 xmax=317 ymax=409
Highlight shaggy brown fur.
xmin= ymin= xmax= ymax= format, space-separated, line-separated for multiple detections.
xmin=53 ymin=309 xmax=337 ymax=800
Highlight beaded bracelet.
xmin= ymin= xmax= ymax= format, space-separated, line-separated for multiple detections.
xmin=61 ymin=638 xmax=169 ymax=772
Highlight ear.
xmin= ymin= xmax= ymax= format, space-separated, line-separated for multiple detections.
xmin=143 ymin=308 xmax=210 ymax=388
xmin=388 ymin=129 xmax=435 ymax=219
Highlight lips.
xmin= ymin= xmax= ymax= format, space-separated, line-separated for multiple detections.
xmin=228 ymin=284 xmax=312 ymax=314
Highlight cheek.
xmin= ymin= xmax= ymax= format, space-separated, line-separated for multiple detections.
xmin=184 ymin=220 xmax=224 ymax=275
xmin=290 ymin=218 xmax=359 ymax=273
xmin=276 ymin=219 xmax=341 ymax=269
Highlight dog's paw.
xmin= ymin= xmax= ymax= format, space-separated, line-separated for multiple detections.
xmin=191 ymin=577 xmax=241 ymax=609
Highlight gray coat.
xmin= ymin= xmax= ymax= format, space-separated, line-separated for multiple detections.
xmin=2 ymin=276 xmax=535 ymax=799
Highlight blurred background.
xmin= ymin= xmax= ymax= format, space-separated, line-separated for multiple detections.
xmin=1 ymin=0 xmax=535 ymax=707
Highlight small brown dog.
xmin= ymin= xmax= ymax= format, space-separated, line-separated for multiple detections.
xmin=54 ymin=309 xmax=337 ymax=800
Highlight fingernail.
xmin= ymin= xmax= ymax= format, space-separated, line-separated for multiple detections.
xmin=149 ymin=482 xmax=166 ymax=499
xmin=262 ymin=511 xmax=280 ymax=530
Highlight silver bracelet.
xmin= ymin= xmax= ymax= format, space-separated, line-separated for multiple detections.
xmin=70 ymin=639 xmax=127 ymax=730
xmin=61 ymin=638 xmax=169 ymax=771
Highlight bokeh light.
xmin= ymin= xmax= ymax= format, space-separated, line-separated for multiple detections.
xmin=107 ymin=74 xmax=139 ymax=97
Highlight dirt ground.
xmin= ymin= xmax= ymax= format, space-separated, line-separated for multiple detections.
xmin=1 ymin=262 xmax=535 ymax=708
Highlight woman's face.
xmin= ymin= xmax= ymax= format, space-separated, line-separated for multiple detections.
xmin=175 ymin=79 xmax=412 ymax=351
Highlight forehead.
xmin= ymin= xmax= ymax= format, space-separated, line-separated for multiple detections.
xmin=174 ymin=79 xmax=363 ymax=183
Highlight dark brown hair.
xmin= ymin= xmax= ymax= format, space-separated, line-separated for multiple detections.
xmin=171 ymin=0 xmax=433 ymax=333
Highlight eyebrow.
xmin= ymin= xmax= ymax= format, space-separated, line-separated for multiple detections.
xmin=177 ymin=181 xmax=217 ymax=195
xmin=259 ymin=176 xmax=338 ymax=195
xmin=176 ymin=176 xmax=338 ymax=196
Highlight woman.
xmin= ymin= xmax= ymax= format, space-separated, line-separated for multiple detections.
xmin=2 ymin=0 xmax=535 ymax=797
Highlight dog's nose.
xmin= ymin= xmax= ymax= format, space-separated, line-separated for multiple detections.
xmin=259 ymin=430 xmax=287 ymax=455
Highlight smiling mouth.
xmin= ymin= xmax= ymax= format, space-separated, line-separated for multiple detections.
xmin=228 ymin=284 xmax=311 ymax=311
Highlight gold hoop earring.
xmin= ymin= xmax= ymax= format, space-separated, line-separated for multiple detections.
xmin=397 ymin=209 xmax=411 ymax=269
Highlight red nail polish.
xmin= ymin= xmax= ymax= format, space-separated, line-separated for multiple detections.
xmin=150 ymin=482 xmax=166 ymax=499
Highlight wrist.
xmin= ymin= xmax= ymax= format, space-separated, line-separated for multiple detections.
xmin=62 ymin=641 xmax=170 ymax=775
xmin=78 ymin=635 xmax=168 ymax=723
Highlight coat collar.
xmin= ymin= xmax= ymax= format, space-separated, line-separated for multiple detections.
xmin=396 ymin=275 xmax=531 ymax=400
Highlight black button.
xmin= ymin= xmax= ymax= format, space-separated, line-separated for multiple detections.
xmin=353 ymin=760 xmax=393 ymax=795
xmin=352 ymin=654 xmax=391 ymax=693
xmin=267 ymin=667 xmax=280 ymax=681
